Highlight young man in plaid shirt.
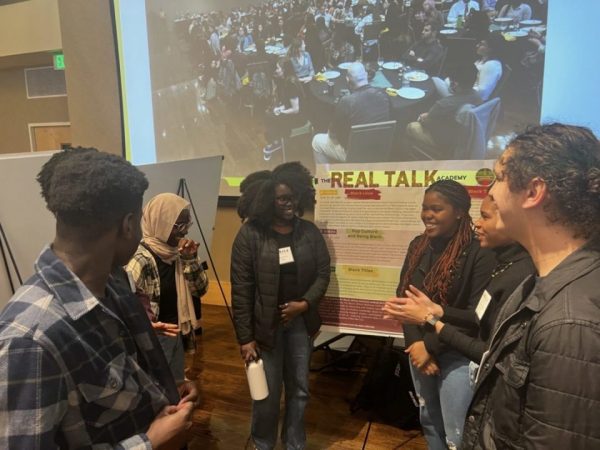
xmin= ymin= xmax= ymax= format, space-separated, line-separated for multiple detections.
xmin=0 ymin=148 xmax=198 ymax=449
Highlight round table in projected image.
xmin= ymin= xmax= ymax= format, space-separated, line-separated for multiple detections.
xmin=307 ymin=65 xmax=435 ymax=132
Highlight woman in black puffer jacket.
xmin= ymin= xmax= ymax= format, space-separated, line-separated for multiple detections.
xmin=231 ymin=162 xmax=330 ymax=450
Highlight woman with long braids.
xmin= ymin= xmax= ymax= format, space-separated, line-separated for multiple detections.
xmin=383 ymin=195 xmax=535 ymax=366
xmin=231 ymin=162 xmax=330 ymax=450
xmin=385 ymin=180 xmax=495 ymax=450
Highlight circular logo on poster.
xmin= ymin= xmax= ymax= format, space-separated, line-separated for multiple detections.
xmin=475 ymin=168 xmax=495 ymax=186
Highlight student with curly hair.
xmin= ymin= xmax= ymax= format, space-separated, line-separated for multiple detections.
xmin=387 ymin=180 xmax=495 ymax=450
xmin=462 ymin=123 xmax=600 ymax=449
xmin=0 ymin=148 xmax=197 ymax=449
xmin=231 ymin=162 xmax=330 ymax=450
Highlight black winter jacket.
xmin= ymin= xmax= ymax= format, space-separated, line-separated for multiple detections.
xmin=398 ymin=234 xmax=496 ymax=355
xmin=438 ymin=244 xmax=535 ymax=363
xmin=462 ymin=241 xmax=600 ymax=449
xmin=231 ymin=218 xmax=331 ymax=349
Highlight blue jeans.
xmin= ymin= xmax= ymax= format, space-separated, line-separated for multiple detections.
xmin=157 ymin=333 xmax=185 ymax=383
xmin=409 ymin=350 xmax=473 ymax=450
xmin=252 ymin=317 xmax=312 ymax=450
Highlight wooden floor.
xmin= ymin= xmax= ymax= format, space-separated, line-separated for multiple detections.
xmin=186 ymin=304 xmax=427 ymax=449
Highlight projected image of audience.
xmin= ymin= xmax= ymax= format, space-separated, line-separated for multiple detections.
xmin=148 ymin=0 xmax=548 ymax=178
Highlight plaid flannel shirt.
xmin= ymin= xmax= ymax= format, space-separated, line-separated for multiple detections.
xmin=126 ymin=244 xmax=209 ymax=322
xmin=0 ymin=246 xmax=180 ymax=449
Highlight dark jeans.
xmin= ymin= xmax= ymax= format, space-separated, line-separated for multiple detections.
xmin=157 ymin=333 xmax=185 ymax=384
xmin=251 ymin=316 xmax=312 ymax=450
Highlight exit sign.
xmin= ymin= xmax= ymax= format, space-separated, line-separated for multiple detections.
xmin=53 ymin=53 xmax=65 ymax=70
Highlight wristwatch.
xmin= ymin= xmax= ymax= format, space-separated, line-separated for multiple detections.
xmin=425 ymin=313 xmax=440 ymax=327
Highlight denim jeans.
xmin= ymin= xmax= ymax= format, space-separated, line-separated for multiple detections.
xmin=252 ymin=317 xmax=312 ymax=450
xmin=409 ymin=350 xmax=473 ymax=450
xmin=157 ymin=333 xmax=185 ymax=383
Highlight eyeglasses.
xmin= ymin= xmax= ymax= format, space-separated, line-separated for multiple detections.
xmin=276 ymin=195 xmax=296 ymax=204
xmin=173 ymin=221 xmax=194 ymax=232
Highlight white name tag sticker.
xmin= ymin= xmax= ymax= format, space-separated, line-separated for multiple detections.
xmin=475 ymin=290 xmax=492 ymax=320
xmin=279 ymin=246 xmax=294 ymax=265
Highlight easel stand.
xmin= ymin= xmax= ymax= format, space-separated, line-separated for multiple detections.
xmin=312 ymin=332 xmax=373 ymax=373
xmin=0 ymin=221 xmax=22 ymax=296
xmin=176 ymin=178 xmax=235 ymax=326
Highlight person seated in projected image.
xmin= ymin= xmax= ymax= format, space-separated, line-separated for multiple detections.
xmin=447 ymin=0 xmax=480 ymax=23
xmin=288 ymin=38 xmax=315 ymax=83
xmin=127 ymin=193 xmax=209 ymax=385
xmin=481 ymin=0 xmax=498 ymax=13
xmin=472 ymin=34 xmax=504 ymax=101
xmin=411 ymin=0 xmax=444 ymax=37
xmin=405 ymin=64 xmax=481 ymax=158
xmin=328 ymin=28 xmax=356 ymax=68
xmin=497 ymin=0 xmax=532 ymax=22
xmin=262 ymin=58 xmax=307 ymax=160
xmin=208 ymin=23 xmax=222 ymax=58
xmin=237 ymin=25 xmax=255 ymax=53
xmin=354 ymin=4 xmax=375 ymax=35
xmin=0 ymin=149 xmax=198 ymax=449
xmin=253 ymin=22 xmax=269 ymax=42
xmin=462 ymin=10 xmax=492 ymax=41
xmin=332 ymin=0 xmax=354 ymax=25
xmin=312 ymin=62 xmax=391 ymax=164
xmin=215 ymin=39 xmax=241 ymax=103
xmin=304 ymin=13 xmax=327 ymax=73
xmin=270 ymin=16 xmax=286 ymax=39
xmin=431 ymin=33 xmax=503 ymax=102
xmin=521 ymin=28 xmax=545 ymax=73
xmin=402 ymin=22 xmax=444 ymax=73
xmin=315 ymin=2 xmax=334 ymax=28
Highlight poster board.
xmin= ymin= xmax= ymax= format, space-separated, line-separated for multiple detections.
xmin=0 ymin=153 xmax=223 ymax=308
xmin=314 ymin=160 xmax=495 ymax=338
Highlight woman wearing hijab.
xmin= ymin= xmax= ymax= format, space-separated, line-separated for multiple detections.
xmin=127 ymin=193 xmax=209 ymax=382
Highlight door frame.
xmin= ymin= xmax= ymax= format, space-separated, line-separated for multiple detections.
xmin=28 ymin=122 xmax=71 ymax=152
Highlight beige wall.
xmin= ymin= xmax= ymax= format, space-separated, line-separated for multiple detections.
xmin=203 ymin=206 xmax=238 ymax=305
xmin=0 ymin=0 xmax=62 ymax=57
xmin=0 ymin=0 xmax=122 ymax=156
xmin=57 ymin=0 xmax=123 ymax=155
xmin=0 ymin=64 xmax=69 ymax=154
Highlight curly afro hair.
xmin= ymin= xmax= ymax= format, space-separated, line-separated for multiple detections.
xmin=503 ymin=123 xmax=600 ymax=239
xmin=37 ymin=147 xmax=99 ymax=203
xmin=237 ymin=162 xmax=315 ymax=227
xmin=37 ymin=147 xmax=149 ymax=231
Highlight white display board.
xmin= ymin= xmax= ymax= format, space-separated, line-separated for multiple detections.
xmin=0 ymin=152 xmax=223 ymax=308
